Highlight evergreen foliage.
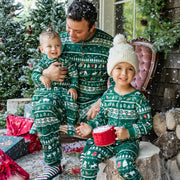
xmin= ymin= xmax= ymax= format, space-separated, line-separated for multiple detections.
xmin=138 ymin=0 xmax=180 ymax=54
xmin=20 ymin=0 xmax=67 ymax=98
xmin=0 ymin=0 xmax=67 ymax=102
xmin=0 ymin=0 xmax=27 ymax=101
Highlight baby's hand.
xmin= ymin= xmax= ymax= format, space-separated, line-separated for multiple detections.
xmin=40 ymin=75 xmax=51 ymax=89
xmin=115 ymin=127 xmax=130 ymax=140
xmin=76 ymin=122 xmax=92 ymax=138
xmin=68 ymin=88 xmax=78 ymax=100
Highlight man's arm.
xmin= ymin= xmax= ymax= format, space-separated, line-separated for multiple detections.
xmin=42 ymin=62 xmax=68 ymax=82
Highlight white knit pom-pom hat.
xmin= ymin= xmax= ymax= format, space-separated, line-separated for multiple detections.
xmin=107 ymin=34 xmax=139 ymax=76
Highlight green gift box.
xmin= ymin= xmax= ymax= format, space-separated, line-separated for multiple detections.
xmin=0 ymin=135 xmax=29 ymax=160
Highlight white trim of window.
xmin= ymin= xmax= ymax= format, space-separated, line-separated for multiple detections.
xmin=99 ymin=0 xmax=115 ymax=36
xmin=114 ymin=0 xmax=133 ymax=4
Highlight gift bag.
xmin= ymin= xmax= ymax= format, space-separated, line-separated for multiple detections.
xmin=6 ymin=115 xmax=41 ymax=153
xmin=0 ymin=149 xmax=30 ymax=180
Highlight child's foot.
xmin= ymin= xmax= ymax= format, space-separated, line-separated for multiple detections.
xmin=35 ymin=165 xmax=62 ymax=180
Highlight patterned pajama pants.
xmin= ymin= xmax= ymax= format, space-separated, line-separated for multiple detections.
xmin=81 ymin=140 xmax=142 ymax=180
xmin=31 ymin=87 xmax=78 ymax=166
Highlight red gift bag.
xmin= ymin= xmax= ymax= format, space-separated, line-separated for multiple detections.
xmin=6 ymin=115 xmax=41 ymax=153
xmin=0 ymin=149 xmax=30 ymax=180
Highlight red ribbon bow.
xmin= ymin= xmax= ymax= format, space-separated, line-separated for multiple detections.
xmin=0 ymin=149 xmax=30 ymax=180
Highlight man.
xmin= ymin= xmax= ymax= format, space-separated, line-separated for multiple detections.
xmin=34 ymin=0 xmax=113 ymax=179
xmin=44 ymin=0 xmax=113 ymax=122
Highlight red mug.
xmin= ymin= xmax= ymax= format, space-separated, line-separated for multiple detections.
xmin=92 ymin=125 xmax=116 ymax=146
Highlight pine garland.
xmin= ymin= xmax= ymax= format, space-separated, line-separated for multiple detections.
xmin=138 ymin=0 xmax=180 ymax=54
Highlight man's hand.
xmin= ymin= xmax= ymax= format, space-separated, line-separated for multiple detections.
xmin=43 ymin=62 xmax=68 ymax=82
xmin=86 ymin=99 xmax=101 ymax=120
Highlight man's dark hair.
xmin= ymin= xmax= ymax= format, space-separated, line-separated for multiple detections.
xmin=67 ymin=0 xmax=97 ymax=30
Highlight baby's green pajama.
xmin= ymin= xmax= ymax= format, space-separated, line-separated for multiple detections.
xmin=31 ymin=55 xmax=78 ymax=166
xmin=81 ymin=87 xmax=153 ymax=180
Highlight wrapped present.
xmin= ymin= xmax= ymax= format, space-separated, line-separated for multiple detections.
xmin=0 ymin=135 xmax=29 ymax=160
xmin=0 ymin=148 xmax=30 ymax=180
xmin=6 ymin=115 xmax=41 ymax=153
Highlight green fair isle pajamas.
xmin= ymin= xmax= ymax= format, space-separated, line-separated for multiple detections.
xmin=81 ymin=87 xmax=153 ymax=180
xmin=81 ymin=141 xmax=141 ymax=180
xmin=32 ymin=88 xmax=78 ymax=166
xmin=60 ymin=29 xmax=113 ymax=123
xmin=31 ymin=29 xmax=113 ymax=169
xmin=31 ymin=55 xmax=78 ymax=166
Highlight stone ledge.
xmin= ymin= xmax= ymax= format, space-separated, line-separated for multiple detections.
xmin=7 ymin=98 xmax=32 ymax=114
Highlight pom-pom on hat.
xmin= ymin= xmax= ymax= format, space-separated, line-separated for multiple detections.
xmin=107 ymin=34 xmax=139 ymax=76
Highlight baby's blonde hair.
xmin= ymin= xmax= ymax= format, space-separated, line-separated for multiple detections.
xmin=39 ymin=29 xmax=61 ymax=46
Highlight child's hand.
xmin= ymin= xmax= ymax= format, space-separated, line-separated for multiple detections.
xmin=115 ymin=127 xmax=130 ymax=140
xmin=68 ymin=88 xmax=78 ymax=100
xmin=40 ymin=75 xmax=51 ymax=89
xmin=76 ymin=122 xmax=92 ymax=138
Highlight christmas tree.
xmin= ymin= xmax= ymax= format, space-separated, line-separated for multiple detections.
xmin=20 ymin=0 xmax=67 ymax=97
xmin=0 ymin=0 xmax=28 ymax=103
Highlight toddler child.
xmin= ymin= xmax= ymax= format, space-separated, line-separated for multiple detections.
xmin=31 ymin=29 xmax=78 ymax=179
xmin=76 ymin=34 xmax=153 ymax=180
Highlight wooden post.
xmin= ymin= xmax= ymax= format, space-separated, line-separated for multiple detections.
xmin=97 ymin=142 xmax=161 ymax=180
